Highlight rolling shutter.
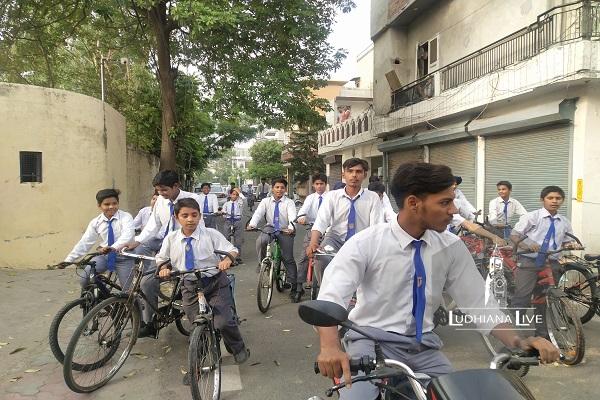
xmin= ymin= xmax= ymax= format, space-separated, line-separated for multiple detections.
xmin=429 ymin=140 xmax=477 ymax=205
xmin=484 ymin=125 xmax=571 ymax=219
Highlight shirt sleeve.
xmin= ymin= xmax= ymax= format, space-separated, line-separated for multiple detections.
xmin=514 ymin=200 xmax=527 ymax=218
xmin=487 ymin=199 xmax=498 ymax=225
xmin=249 ymin=198 xmax=267 ymax=227
xmin=382 ymin=192 xmax=394 ymax=211
xmin=210 ymin=229 xmax=238 ymax=254
xmin=287 ymin=199 xmax=297 ymax=230
xmin=65 ymin=220 xmax=99 ymax=262
xmin=155 ymin=234 xmax=171 ymax=266
xmin=211 ymin=194 xmax=219 ymax=211
xmin=297 ymin=194 xmax=311 ymax=217
xmin=312 ymin=194 xmax=333 ymax=234
xmin=112 ymin=212 xmax=135 ymax=249
xmin=136 ymin=207 xmax=162 ymax=244
xmin=133 ymin=209 xmax=144 ymax=230
xmin=317 ymin=233 xmax=367 ymax=308
xmin=369 ymin=196 xmax=385 ymax=226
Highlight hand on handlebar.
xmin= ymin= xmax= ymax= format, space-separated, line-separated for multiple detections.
xmin=528 ymin=243 xmax=541 ymax=252
xmin=56 ymin=261 xmax=72 ymax=269
xmin=298 ymin=216 xmax=307 ymax=225
xmin=306 ymin=242 xmax=320 ymax=258
xmin=280 ymin=228 xmax=294 ymax=235
xmin=158 ymin=268 xmax=172 ymax=279
xmin=218 ymin=256 xmax=233 ymax=271
xmin=246 ymin=225 xmax=256 ymax=231
xmin=564 ymin=242 xmax=584 ymax=251
xmin=518 ymin=336 xmax=560 ymax=364
xmin=317 ymin=347 xmax=352 ymax=388
xmin=97 ymin=246 xmax=114 ymax=255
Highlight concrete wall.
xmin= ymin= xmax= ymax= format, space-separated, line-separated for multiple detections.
xmin=357 ymin=44 xmax=375 ymax=89
xmin=0 ymin=83 xmax=159 ymax=268
xmin=126 ymin=145 xmax=160 ymax=214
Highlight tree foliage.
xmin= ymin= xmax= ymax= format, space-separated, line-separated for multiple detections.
xmin=248 ymin=140 xmax=285 ymax=180
xmin=286 ymin=131 xmax=324 ymax=183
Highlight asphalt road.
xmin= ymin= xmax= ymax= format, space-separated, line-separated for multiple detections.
xmin=1 ymin=216 xmax=599 ymax=400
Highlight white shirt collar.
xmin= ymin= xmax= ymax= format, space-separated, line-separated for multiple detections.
xmin=342 ymin=187 xmax=364 ymax=201
xmin=390 ymin=219 xmax=434 ymax=250
xmin=541 ymin=208 xmax=561 ymax=220
xmin=175 ymin=225 xmax=202 ymax=242
xmin=100 ymin=211 xmax=119 ymax=222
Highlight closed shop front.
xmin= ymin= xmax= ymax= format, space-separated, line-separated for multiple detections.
xmin=324 ymin=154 xmax=343 ymax=187
xmin=429 ymin=140 xmax=477 ymax=206
xmin=387 ymin=147 xmax=424 ymax=179
xmin=484 ymin=124 xmax=571 ymax=218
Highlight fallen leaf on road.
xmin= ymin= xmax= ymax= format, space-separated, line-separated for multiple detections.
xmin=24 ymin=369 xmax=40 ymax=373
xmin=131 ymin=352 xmax=148 ymax=359
xmin=10 ymin=347 xmax=26 ymax=355
xmin=305 ymin=344 xmax=313 ymax=348
xmin=180 ymin=367 xmax=187 ymax=375
xmin=155 ymin=368 xmax=161 ymax=372
xmin=44 ymin=314 xmax=51 ymax=317
xmin=164 ymin=346 xmax=172 ymax=354
xmin=0 ymin=342 xmax=8 ymax=346
xmin=250 ymin=362 xmax=261 ymax=366
xmin=282 ymin=329 xmax=291 ymax=332
xmin=123 ymin=370 xmax=137 ymax=378
xmin=67 ymin=290 xmax=75 ymax=294
xmin=273 ymin=360 xmax=281 ymax=366
xmin=8 ymin=336 xmax=14 ymax=340
xmin=9 ymin=377 xmax=22 ymax=382
xmin=265 ymin=315 xmax=273 ymax=319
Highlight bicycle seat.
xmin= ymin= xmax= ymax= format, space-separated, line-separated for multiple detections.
xmin=584 ymin=254 xmax=600 ymax=261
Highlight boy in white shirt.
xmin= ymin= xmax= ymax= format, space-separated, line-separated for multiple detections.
xmin=62 ymin=189 xmax=135 ymax=290
xmin=197 ymin=182 xmax=220 ymax=229
xmin=487 ymin=180 xmax=527 ymax=239
xmin=133 ymin=193 xmax=158 ymax=233
xmin=221 ymin=188 xmax=245 ymax=261
xmin=156 ymin=198 xmax=249 ymax=385
xmin=367 ymin=181 xmax=396 ymax=222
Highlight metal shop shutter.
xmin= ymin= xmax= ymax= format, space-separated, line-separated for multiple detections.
xmin=484 ymin=125 xmax=571 ymax=219
xmin=328 ymin=162 xmax=342 ymax=187
xmin=386 ymin=147 xmax=424 ymax=209
xmin=429 ymin=140 xmax=477 ymax=206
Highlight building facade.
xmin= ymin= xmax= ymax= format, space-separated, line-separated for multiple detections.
xmin=0 ymin=83 xmax=159 ymax=268
xmin=371 ymin=0 xmax=600 ymax=250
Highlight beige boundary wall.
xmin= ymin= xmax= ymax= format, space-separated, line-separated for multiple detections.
xmin=0 ymin=83 xmax=159 ymax=268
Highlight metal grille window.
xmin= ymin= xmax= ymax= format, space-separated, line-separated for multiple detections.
xmin=20 ymin=151 xmax=42 ymax=183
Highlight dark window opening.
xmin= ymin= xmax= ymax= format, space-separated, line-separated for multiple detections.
xmin=20 ymin=151 xmax=42 ymax=183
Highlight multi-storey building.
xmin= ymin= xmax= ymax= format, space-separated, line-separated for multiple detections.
xmin=367 ymin=0 xmax=600 ymax=248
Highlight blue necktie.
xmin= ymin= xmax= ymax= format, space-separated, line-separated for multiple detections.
xmin=536 ymin=216 xmax=557 ymax=267
xmin=106 ymin=219 xmax=116 ymax=271
xmin=345 ymin=196 xmax=359 ymax=240
xmin=318 ymin=195 xmax=323 ymax=209
xmin=184 ymin=237 xmax=195 ymax=271
xmin=230 ymin=202 xmax=236 ymax=222
xmin=163 ymin=201 xmax=174 ymax=238
xmin=502 ymin=200 xmax=510 ymax=239
xmin=411 ymin=240 xmax=426 ymax=343
xmin=273 ymin=201 xmax=281 ymax=231
xmin=203 ymin=196 xmax=209 ymax=214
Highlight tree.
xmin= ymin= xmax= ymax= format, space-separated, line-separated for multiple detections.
xmin=286 ymin=131 xmax=324 ymax=183
xmin=1 ymin=0 xmax=356 ymax=170
xmin=249 ymin=140 xmax=285 ymax=180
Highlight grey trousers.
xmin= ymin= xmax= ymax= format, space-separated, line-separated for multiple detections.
xmin=135 ymin=237 xmax=162 ymax=323
xmin=339 ymin=328 xmax=452 ymax=400
xmin=256 ymin=232 xmax=299 ymax=285
xmin=80 ymin=254 xmax=134 ymax=291
xmin=223 ymin=219 xmax=244 ymax=257
xmin=181 ymin=273 xmax=245 ymax=354
xmin=204 ymin=214 xmax=217 ymax=229
xmin=512 ymin=257 xmax=561 ymax=336
xmin=296 ymin=230 xmax=311 ymax=285
xmin=314 ymin=235 xmax=345 ymax=285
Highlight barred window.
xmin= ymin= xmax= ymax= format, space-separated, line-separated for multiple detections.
xmin=20 ymin=151 xmax=42 ymax=183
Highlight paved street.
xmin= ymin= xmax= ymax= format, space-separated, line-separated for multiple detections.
xmin=1 ymin=218 xmax=600 ymax=400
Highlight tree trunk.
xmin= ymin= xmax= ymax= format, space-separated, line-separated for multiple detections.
xmin=148 ymin=3 xmax=177 ymax=171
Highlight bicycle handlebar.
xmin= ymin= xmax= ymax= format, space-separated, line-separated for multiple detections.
xmin=119 ymin=249 xmax=157 ymax=261
xmin=294 ymin=214 xmax=314 ymax=228
xmin=48 ymin=252 xmax=104 ymax=270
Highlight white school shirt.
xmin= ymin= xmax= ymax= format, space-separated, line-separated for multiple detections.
xmin=488 ymin=197 xmax=527 ymax=225
xmin=318 ymin=221 xmax=505 ymax=335
xmin=380 ymin=198 xmax=397 ymax=223
xmin=312 ymin=188 xmax=384 ymax=240
xmin=222 ymin=200 xmax=243 ymax=220
xmin=249 ymin=195 xmax=297 ymax=230
xmin=513 ymin=208 xmax=574 ymax=260
xmin=197 ymin=193 xmax=219 ymax=213
xmin=297 ymin=191 xmax=327 ymax=224
xmin=156 ymin=226 xmax=237 ymax=277
xmin=135 ymin=190 xmax=202 ymax=244
xmin=65 ymin=210 xmax=135 ymax=262
xmin=255 ymin=183 xmax=271 ymax=196
xmin=133 ymin=206 xmax=152 ymax=231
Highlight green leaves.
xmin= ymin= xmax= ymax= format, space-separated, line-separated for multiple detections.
xmin=249 ymin=140 xmax=285 ymax=180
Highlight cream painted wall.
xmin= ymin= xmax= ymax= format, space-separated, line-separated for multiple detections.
xmin=126 ymin=146 xmax=161 ymax=214
xmin=357 ymin=44 xmax=374 ymax=89
xmin=0 ymin=83 xmax=158 ymax=268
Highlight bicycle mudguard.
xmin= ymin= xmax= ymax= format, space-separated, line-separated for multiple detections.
xmin=426 ymin=369 xmax=535 ymax=400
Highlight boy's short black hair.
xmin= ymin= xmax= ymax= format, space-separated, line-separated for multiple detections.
xmin=272 ymin=177 xmax=288 ymax=187
xmin=342 ymin=158 xmax=369 ymax=172
xmin=313 ymin=173 xmax=328 ymax=184
xmin=152 ymin=170 xmax=179 ymax=187
xmin=540 ymin=185 xmax=565 ymax=199
xmin=369 ymin=175 xmax=381 ymax=183
xmin=390 ymin=162 xmax=455 ymax=209
xmin=174 ymin=198 xmax=200 ymax=215
xmin=96 ymin=188 xmax=120 ymax=205
xmin=230 ymin=182 xmax=236 ymax=186
xmin=368 ymin=181 xmax=386 ymax=195
xmin=200 ymin=182 xmax=211 ymax=189
xmin=497 ymin=180 xmax=513 ymax=190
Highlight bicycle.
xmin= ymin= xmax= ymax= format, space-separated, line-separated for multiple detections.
xmin=480 ymin=242 xmax=585 ymax=366
xmin=47 ymin=252 xmax=122 ymax=365
xmin=556 ymin=234 xmax=600 ymax=324
xmin=61 ymin=251 xmax=190 ymax=393
xmin=299 ymin=300 xmax=541 ymax=400
xmin=248 ymin=224 xmax=293 ymax=313
xmin=294 ymin=214 xmax=320 ymax=300
xmin=167 ymin=250 xmax=238 ymax=400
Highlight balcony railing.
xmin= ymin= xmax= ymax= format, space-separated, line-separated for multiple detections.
xmin=318 ymin=110 xmax=374 ymax=149
xmin=390 ymin=0 xmax=600 ymax=112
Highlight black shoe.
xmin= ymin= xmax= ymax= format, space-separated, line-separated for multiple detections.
xmin=235 ymin=257 xmax=243 ymax=265
xmin=234 ymin=347 xmax=250 ymax=364
xmin=292 ymin=290 xmax=305 ymax=303
xmin=182 ymin=372 xmax=191 ymax=386
xmin=137 ymin=323 xmax=158 ymax=339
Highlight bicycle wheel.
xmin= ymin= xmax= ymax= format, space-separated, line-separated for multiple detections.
xmin=479 ymin=333 xmax=529 ymax=377
xmin=63 ymin=296 xmax=139 ymax=393
xmin=558 ymin=264 xmax=597 ymax=324
xmin=257 ymin=259 xmax=274 ymax=313
xmin=49 ymin=297 xmax=95 ymax=364
xmin=546 ymin=294 xmax=585 ymax=365
xmin=189 ymin=323 xmax=221 ymax=400
xmin=275 ymin=258 xmax=286 ymax=292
